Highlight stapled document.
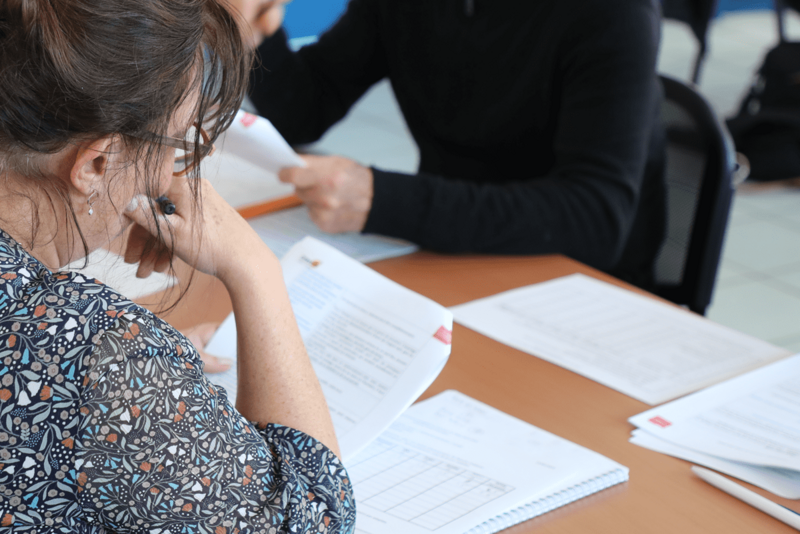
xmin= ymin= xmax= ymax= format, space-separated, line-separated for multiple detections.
xmin=206 ymin=236 xmax=452 ymax=460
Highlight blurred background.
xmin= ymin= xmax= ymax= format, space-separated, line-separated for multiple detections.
xmin=282 ymin=0 xmax=800 ymax=352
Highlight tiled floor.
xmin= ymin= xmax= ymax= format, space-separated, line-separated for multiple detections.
xmin=661 ymin=9 xmax=800 ymax=351
xmin=305 ymin=9 xmax=800 ymax=351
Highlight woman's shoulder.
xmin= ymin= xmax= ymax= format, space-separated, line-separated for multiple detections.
xmin=0 ymin=242 xmax=195 ymax=386
xmin=0 ymin=230 xmax=137 ymax=332
xmin=87 ymin=300 xmax=201 ymax=379
xmin=0 ymin=260 xmax=135 ymax=343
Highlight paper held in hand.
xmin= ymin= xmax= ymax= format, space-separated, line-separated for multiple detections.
xmin=205 ymin=236 xmax=453 ymax=461
xmin=224 ymin=109 xmax=306 ymax=173
xmin=201 ymin=110 xmax=303 ymax=209
xmin=451 ymin=274 xmax=788 ymax=405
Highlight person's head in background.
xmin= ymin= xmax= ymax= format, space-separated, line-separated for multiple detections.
xmin=0 ymin=0 xmax=251 ymax=271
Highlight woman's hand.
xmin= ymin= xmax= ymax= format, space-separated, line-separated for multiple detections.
xmin=125 ymin=177 xmax=340 ymax=456
xmin=123 ymin=177 xmax=275 ymax=283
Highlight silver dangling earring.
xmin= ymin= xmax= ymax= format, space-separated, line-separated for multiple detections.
xmin=87 ymin=191 xmax=98 ymax=216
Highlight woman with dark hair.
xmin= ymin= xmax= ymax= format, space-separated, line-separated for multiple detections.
xmin=0 ymin=1 xmax=354 ymax=532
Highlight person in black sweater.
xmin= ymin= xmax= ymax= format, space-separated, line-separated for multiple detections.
xmin=239 ymin=0 xmax=666 ymax=287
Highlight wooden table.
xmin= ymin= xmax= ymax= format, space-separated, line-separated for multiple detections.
xmin=146 ymin=251 xmax=799 ymax=534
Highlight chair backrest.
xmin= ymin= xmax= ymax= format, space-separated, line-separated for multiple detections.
xmin=652 ymin=75 xmax=735 ymax=315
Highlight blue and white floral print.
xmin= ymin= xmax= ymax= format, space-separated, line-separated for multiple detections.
xmin=0 ymin=230 xmax=355 ymax=533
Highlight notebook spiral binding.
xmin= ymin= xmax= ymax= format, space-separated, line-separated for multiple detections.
xmin=465 ymin=468 xmax=629 ymax=534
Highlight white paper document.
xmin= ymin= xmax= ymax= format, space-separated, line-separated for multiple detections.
xmin=223 ymin=109 xmax=305 ymax=173
xmin=202 ymin=149 xmax=295 ymax=209
xmin=205 ymin=237 xmax=452 ymax=460
xmin=629 ymin=353 xmax=800 ymax=497
xmin=351 ymin=390 xmax=628 ymax=534
xmin=451 ymin=274 xmax=788 ymax=405
xmin=249 ymin=206 xmax=418 ymax=263
xmin=630 ymin=429 xmax=800 ymax=499
xmin=201 ymin=110 xmax=301 ymax=209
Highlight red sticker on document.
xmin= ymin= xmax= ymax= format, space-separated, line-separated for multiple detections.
xmin=648 ymin=416 xmax=672 ymax=428
xmin=239 ymin=112 xmax=257 ymax=128
xmin=433 ymin=326 xmax=452 ymax=345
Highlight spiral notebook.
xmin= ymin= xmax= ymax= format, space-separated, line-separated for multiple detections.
xmin=351 ymin=391 xmax=627 ymax=534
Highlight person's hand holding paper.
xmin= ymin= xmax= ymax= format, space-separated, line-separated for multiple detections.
xmin=279 ymin=154 xmax=374 ymax=233
xmin=224 ymin=110 xmax=373 ymax=233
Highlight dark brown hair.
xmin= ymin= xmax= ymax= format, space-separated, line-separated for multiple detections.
xmin=0 ymin=0 xmax=250 ymax=281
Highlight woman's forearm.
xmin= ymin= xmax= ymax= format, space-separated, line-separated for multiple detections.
xmin=221 ymin=248 xmax=340 ymax=456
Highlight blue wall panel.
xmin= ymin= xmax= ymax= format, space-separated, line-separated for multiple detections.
xmin=283 ymin=0 xmax=778 ymax=40
xmin=283 ymin=0 xmax=349 ymax=39
xmin=717 ymin=0 xmax=773 ymax=14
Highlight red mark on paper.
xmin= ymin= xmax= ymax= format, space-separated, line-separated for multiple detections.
xmin=239 ymin=112 xmax=257 ymax=128
xmin=433 ymin=326 xmax=452 ymax=345
xmin=648 ymin=416 xmax=672 ymax=428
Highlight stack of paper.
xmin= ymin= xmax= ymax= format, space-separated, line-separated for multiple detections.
xmin=206 ymin=237 xmax=451 ymax=461
xmin=629 ymin=353 xmax=800 ymax=498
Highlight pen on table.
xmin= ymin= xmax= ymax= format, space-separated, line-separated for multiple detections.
xmin=692 ymin=466 xmax=800 ymax=531
xmin=156 ymin=196 xmax=176 ymax=215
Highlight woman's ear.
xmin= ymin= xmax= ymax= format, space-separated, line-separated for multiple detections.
xmin=69 ymin=136 xmax=117 ymax=196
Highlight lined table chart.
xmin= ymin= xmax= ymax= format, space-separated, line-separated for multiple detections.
xmin=351 ymin=439 xmax=514 ymax=530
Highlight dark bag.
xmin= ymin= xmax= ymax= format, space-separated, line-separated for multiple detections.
xmin=726 ymin=41 xmax=800 ymax=181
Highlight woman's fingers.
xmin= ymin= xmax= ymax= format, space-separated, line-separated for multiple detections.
xmin=135 ymin=247 xmax=162 ymax=278
xmin=124 ymin=222 xmax=172 ymax=278
xmin=153 ymin=253 xmax=171 ymax=273
xmin=123 ymin=178 xmax=197 ymax=271
xmin=123 ymin=178 xmax=272 ymax=280
xmin=124 ymin=224 xmax=153 ymax=264
xmin=136 ymin=259 xmax=155 ymax=279
xmin=125 ymin=195 xmax=177 ymax=246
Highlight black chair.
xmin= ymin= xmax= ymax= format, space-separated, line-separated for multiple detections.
xmin=661 ymin=0 xmax=720 ymax=84
xmin=652 ymin=75 xmax=736 ymax=315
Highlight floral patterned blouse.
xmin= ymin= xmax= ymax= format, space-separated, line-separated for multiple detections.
xmin=0 ymin=230 xmax=355 ymax=533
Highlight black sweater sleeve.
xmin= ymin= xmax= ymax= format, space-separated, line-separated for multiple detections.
xmin=250 ymin=0 xmax=387 ymax=144
xmin=365 ymin=3 xmax=662 ymax=271
xmin=251 ymin=0 xmax=662 ymax=273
